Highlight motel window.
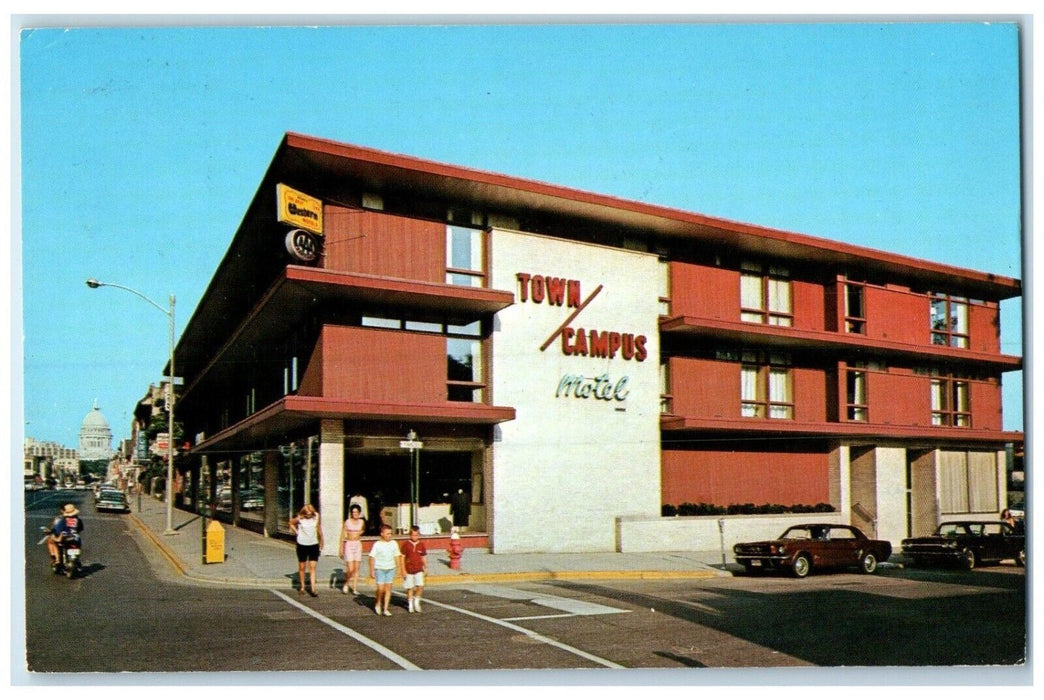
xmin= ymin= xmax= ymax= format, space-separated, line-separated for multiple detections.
xmin=446 ymin=225 xmax=486 ymax=287
xmin=930 ymin=293 xmax=969 ymax=348
xmin=740 ymin=352 xmax=793 ymax=419
xmin=846 ymin=369 xmax=868 ymax=421
xmin=740 ymin=263 xmax=792 ymax=326
xmin=844 ymin=282 xmax=866 ymax=334
xmin=283 ymin=356 xmax=298 ymax=396
xmin=939 ymin=451 xmax=998 ymax=514
xmin=447 ymin=336 xmax=484 ymax=403
xmin=362 ymin=316 xmax=402 ymax=330
xmin=931 ymin=374 xmax=971 ymax=427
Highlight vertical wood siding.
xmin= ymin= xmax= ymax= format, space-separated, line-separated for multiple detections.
xmin=324 ymin=206 xmax=445 ymax=283
xmin=315 ymin=325 xmax=447 ymax=403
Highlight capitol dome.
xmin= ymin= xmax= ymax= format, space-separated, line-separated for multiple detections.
xmin=79 ymin=401 xmax=113 ymax=461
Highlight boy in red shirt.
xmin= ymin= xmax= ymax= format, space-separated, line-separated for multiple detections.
xmin=401 ymin=525 xmax=428 ymax=613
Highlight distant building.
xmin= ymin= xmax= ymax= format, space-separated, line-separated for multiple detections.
xmin=78 ymin=401 xmax=113 ymax=462
xmin=24 ymin=437 xmax=78 ymax=481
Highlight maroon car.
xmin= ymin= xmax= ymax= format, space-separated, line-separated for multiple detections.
xmin=733 ymin=523 xmax=892 ymax=578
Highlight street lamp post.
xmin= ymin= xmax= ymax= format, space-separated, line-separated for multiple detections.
xmin=86 ymin=278 xmax=178 ymax=536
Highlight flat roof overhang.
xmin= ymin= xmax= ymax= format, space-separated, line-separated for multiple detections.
xmin=660 ymin=414 xmax=1023 ymax=447
xmin=660 ymin=316 xmax=1023 ymax=371
xmin=280 ymin=132 xmax=1022 ymax=301
xmin=191 ymin=395 xmax=516 ymax=455
xmin=179 ymin=266 xmax=515 ymax=403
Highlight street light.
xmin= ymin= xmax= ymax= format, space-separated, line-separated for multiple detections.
xmin=86 ymin=278 xmax=178 ymax=535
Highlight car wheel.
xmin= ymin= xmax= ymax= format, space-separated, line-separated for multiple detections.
xmin=1016 ymin=549 xmax=1026 ymax=567
xmin=791 ymin=554 xmax=811 ymax=578
xmin=860 ymin=552 xmax=878 ymax=574
xmin=961 ymin=548 xmax=976 ymax=570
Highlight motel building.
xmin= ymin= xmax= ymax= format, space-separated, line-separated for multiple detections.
xmin=172 ymin=132 xmax=1022 ymax=555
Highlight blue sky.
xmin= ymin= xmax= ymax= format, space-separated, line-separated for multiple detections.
xmin=14 ymin=21 xmax=1025 ymax=448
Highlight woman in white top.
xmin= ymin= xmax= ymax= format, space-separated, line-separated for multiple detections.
xmin=289 ymin=504 xmax=323 ymax=597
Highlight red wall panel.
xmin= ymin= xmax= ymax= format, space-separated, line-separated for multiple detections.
xmin=968 ymin=302 xmax=1001 ymax=354
xmin=867 ymin=370 xmax=929 ymax=426
xmin=323 ymin=206 xmax=445 ymax=283
xmin=669 ymin=261 xmax=737 ymax=319
xmin=297 ymin=336 xmax=325 ymax=397
xmin=791 ymin=279 xmax=825 ymax=331
xmin=670 ymin=356 xmax=739 ymax=419
xmin=793 ymin=366 xmax=827 ymax=423
xmin=864 ymin=286 xmax=925 ymax=345
xmin=661 ymin=449 xmax=830 ymax=506
xmin=318 ymin=326 xmax=446 ymax=403
xmin=971 ymin=379 xmax=1003 ymax=431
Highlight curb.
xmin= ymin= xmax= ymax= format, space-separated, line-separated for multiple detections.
xmin=130 ymin=513 xmax=725 ymax=588
xmin=129 ymin=513 xmax=189 ymax=577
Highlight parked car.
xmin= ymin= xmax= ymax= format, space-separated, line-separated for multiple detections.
xmin=1008 ymin=501 xmax=1025 ymax=519
xmin=95 ymin=489 xmax=130 ymax=513
xmin=95 ymin=484 xmax=120 ymax=501
xmin=733 ymin=523 xmax=892 ymax=578
xmin=901 ymin=521 xmax=1025 ymax=569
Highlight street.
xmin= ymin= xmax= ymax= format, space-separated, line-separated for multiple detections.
xmin=22 ymin=490 xmax=1027 ymax=675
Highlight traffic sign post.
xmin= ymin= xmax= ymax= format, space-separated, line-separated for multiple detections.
xmin=400 ymin=430 xmax=423 ymax=528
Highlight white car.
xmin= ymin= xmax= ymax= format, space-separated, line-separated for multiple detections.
xmin=1009 ymin=501 xmax=1025 ymax=519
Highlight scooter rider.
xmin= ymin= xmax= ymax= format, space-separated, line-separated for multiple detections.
xmin=51 ymin=504 xmax=84 ymax=565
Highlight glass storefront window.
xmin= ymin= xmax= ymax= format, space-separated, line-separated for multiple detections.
xmin=276 ymin=438 xmax=320 ymax=535
xmin=237 ymin=452 xmax=266 ymax=526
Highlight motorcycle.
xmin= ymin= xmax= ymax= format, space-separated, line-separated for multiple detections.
xmin=41 ymin=527 xmax=82 ymax=578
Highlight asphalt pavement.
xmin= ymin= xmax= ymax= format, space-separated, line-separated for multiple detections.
xmin=128 ymin=493 xmax=727 ymax=589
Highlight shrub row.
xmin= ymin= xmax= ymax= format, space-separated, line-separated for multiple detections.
xmin=661 ymin=502 xmax=836 ymax=517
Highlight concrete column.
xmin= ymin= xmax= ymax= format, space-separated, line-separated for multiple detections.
xmin=318 ymin=419 xmax=345 ymax=556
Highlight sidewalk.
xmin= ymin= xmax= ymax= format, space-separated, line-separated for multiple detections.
xmin=128 ymin=495 xmax=728 ymax=589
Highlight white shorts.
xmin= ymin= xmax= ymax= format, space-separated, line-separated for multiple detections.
xmin=403 ymin=572 xmax=425 ymax=589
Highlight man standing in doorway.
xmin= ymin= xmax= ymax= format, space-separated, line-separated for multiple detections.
xmin=450 ymin=488 xmax=470 ymax=530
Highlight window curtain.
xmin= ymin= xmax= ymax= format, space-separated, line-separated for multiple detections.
xmin=951 ymin=301 xmax=968 ymax=347
xmin=767 ymin=277 xmax=791 ymax=314
xmin=740 ymin=366 xmax=758 ymax=417
xmin=967 ymin=451 xmax=998 ymax=512
xmin=741 ymin=272 xmax=763 ymax=311
xmin=930 ymin=379 xmax=945 ymax=425
xmin=938 ymin=451 xmax=969 ymax=513
xmin=768 ymin=367 xmax=792 ymax=418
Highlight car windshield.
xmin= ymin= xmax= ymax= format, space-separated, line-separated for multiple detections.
xmin=935 ymin=523 xmax=968 ymax=537
xmin=780 ymin=527 xmax=815 ymax=540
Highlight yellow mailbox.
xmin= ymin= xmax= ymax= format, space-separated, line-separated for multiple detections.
xmin=205 ymin=520 xmax=225 ymax=564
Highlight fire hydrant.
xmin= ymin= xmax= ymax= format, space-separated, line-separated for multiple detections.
xmin=448 ymin=528 xmax=463 ymax=570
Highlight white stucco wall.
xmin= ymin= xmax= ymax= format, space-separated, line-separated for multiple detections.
xmin=490 ymin=230 xmax=662 ymax=552
xmin=617 ymin=512 xmax=848 ymax=554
